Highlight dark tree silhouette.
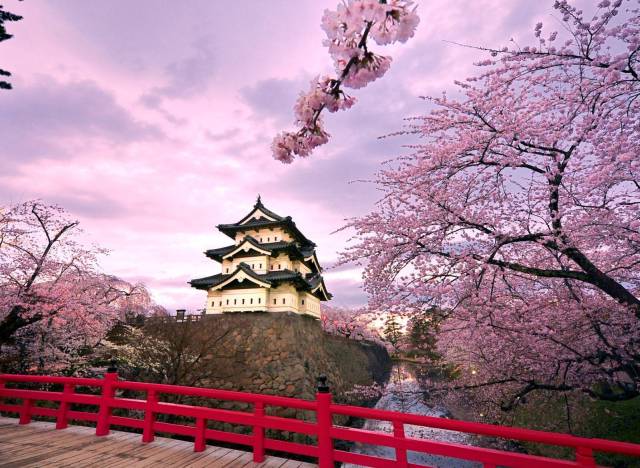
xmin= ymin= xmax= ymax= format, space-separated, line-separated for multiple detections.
xmin=0 ymin=3 xmax=22 ymax=90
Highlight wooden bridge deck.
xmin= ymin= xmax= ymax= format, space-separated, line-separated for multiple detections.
xmin=0 ymin=417 xmax=317 ymax=467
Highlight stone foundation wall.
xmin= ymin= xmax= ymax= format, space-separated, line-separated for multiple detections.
xmin=202 ymin=312 xmax=390 ymax=401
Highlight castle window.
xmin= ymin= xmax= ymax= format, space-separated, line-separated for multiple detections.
xmin=242 ymin=298 xmax=245 ymax=304
xmin=267 ymin=237 xmax=270 ymax=242
xmin=273 ymin=298 xmax=276 ymax=305
xmin=219 ymin=301 xmax=222 ymax=306
xmin=302 ymin=299 xmax=305 ymax=305
xmin=250 ymin=298 xmax=253 ymax=304
xmin=212 ymin=301 xmax=215 ymax=306
xmin=234 ymin=299 xmax=237 ymax=305
xmin=275 ymin=237 xmax=278 ymax=241
xmin=259 ymin=263 xmax=262 ymax=269
xmin=270 ymin=265 xmax=274 ymax=270
xmin=226 ymin=268 xmax=229 ymax=273
xmin=278 ymin=264 xmax=282 ymax=270
xmin=282 ymin=298 xmax=286 ymax=304
xmin=226 ymin=299 xmax=229 ymax=305
xmin=258 ymin=298 xmax=261 ymax=304
xmin=260 ymin=238 xmax=263 ymax=242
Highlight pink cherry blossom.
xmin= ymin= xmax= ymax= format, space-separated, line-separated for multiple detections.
xmin=339 ymin=0 xmax=640 ymax=411
xmin=0 ymin=200 xmax=162 ymax=372
xmin=272 ymin=0 xmax=420 ymax=163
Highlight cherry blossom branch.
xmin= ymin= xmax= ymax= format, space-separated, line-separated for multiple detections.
xmin=272 ymin=0 xmax=420 ymax=163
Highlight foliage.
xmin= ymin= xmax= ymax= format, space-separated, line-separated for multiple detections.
xmin=272 ymin=0 xmax=420 ymax=163
xmin=340 ymin=0 xmax=640 ymax=413
xmin=0 ymin=200 xmax=161 ymax=372
xmin=100 ymin=317 xmax=238 ymax=388
xmin=382 ymin=314 xmax=403 ymax=351
xmin=321 ymin=304 xmax=381 ymax=342
xmin=405 ymin=308 xmax=442 ymax=364
xmin=503 ymin=392 xmax=640 ymax=467
xmin=0 ymin=3 xmax=22 ymax=90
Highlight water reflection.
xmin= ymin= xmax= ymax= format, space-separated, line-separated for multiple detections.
xmin=345 ymin=362 xmax=480 ymax=468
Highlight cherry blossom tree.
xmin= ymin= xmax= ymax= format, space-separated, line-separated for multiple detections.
xmin=321 ymin=304 xmax=382 ymax=342
xmin=272 ymin=0 xmax=420 ymax=163
xmin=341 ymin=0 xmax=640 ymax=411
xmin=0 ymin=200 xmax=156 ymax=371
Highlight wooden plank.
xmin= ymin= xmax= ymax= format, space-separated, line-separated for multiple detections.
xmin=281 ymin=461 xmax=305 ymax=468
xmin=0 ymin=446 xmax=74 ymax=467
xmin=25 ymin=448 xmax=103 ymax=467
xmin=226 ymin=451 xmax=254 ymax=467
xmin=147 ymin=440 xmax=199 ymax=466
xmin=213 ymin=448 xmax=247 ymax=467
xmin=102 ymin=441 xmax=171 ymax=465
xmin=0 ymin=416 xmax=314 ymax=468
xmin=115 ymin=438 xmax=195 ymax=467
xmin=106 ymin=437 xmax=186 ymax=465
xmin=250 ymin=455 xmax=290 ymax=468
xmin=184 ymin=448 xmax=235 ymax=468
xmin=161 ymin=445 xmax=225 ymax=468
xmin=181 ymin=445 xmax=237 ymax=468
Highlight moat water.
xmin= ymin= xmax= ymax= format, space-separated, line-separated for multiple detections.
xmin=345 ymin=362 xmax=480 ymax=467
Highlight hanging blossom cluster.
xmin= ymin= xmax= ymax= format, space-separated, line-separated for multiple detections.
xmin=272 ymin=0 xmax=420 ymax=163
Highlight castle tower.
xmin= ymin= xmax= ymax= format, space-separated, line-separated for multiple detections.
xmin=189 ymin=196 xmax=331 ymax=318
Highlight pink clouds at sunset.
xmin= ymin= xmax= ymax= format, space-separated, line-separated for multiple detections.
xmin=1 ymin=0 xmax=595 ymax=311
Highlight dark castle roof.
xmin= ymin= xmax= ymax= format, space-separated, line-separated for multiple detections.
xmin=189 ymin=262 xmax=331 ymax=300
xmin=216 ymin=197 xmax=316 ymax=247
xmin=205 ymin=235 xmax=317 ymax=265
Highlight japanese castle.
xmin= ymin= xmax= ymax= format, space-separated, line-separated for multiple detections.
xmin=190 ymin=197 xmax=331 ymax=318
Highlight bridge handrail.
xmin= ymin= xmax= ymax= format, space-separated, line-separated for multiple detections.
xmin=330 ymin=403 xmax=640 ymax=456
xmin=1 ymin=371 xmax=639 ymax=468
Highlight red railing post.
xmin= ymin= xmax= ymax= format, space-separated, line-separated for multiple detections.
xmin=316 ymin=375 xmax=333 ymax=468
xmin=393 ymin=419 xmax=408 ymax=467
xmin=142 ymin=388 xmax=157 ymax=443
xmin=0 ymin=376 xmax=5 ymax=409
xmin=19 ymin=397 xmax=33 ymax=425
xmin=95 ymin=364 xmax=118 ymax=436
xmin=253 ymin=401 xmax=265 ymax=462
xmin=56 ymin=383 xmax=75 ymax=429
xmin=576 ymin=447 xmax=597 ymax=467
xmin=194 ymin=417 xmax=206 ymax=452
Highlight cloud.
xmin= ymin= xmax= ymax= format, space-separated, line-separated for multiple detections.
xmin=325 ymin=277 xmax=368 ymax=307
xmin=0 ymin=76 xmax=162 ymax=172
xmin=50 ymin=192 xmax=129 ymax=220
xmin=240 ymin=76 xmax=310 ymax=125
xmin=205 ymin=128 xmax=241 ymax=142
xmin=141 ymin=37 xmax=216 ymax=105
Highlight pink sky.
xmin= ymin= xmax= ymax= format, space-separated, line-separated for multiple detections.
xmin=1 ymin=1 xmax=578 ymax=311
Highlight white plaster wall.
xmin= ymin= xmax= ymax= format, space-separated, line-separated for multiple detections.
xmin=205 ymin=284 xmax=321 ymax=318
xmin=292 ymin=260 xmax=312 ymax=276
xmin=231 ymin=255 xmax=269 ymax=273
xmin=299 ymin=292 xmax=321 ymax=318
xmin=220 ymin=255 xmax=269 ymax=274
xmin=269 ymin=254 xmax=292 ymax=272
xmin=235 ymin=227 xmax=292 ymax=244
xmin=206 ymin=287 xmax=269 ymax=313
xmin=266 ymin=284 xmax=300 ymax=313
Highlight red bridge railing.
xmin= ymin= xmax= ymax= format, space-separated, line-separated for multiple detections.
xmin=1 ymin=371 xmax=639 ymax=467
